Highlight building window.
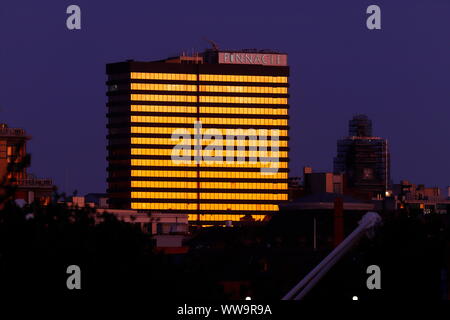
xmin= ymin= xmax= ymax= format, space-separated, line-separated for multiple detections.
xmin=362 ymin=168 xmax=374 ymax=180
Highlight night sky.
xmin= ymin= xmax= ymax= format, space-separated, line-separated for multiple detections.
xmin=1 ymin=0 xmax=449 ymax=195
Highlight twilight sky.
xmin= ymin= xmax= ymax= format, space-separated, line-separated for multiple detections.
xmin=1 ymin=0 xmax=449 ymax=195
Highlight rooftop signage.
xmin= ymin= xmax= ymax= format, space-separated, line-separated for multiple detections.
xmin=218 ymin=52 xmax=287 ymax=66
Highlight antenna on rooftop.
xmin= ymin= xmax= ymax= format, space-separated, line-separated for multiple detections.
xmin=203 ymin=37 xmax=220 ymax=51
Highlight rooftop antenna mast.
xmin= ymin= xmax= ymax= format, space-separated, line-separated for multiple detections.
xmin=203 ymin=37 xmax=220 ymax=51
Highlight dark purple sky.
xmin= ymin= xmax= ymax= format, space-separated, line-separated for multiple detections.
xmin=1 ymin=0 xmax=449 ymax=195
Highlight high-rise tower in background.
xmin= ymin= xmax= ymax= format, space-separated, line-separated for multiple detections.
xmin=106 ymin=49 xmax=289 ymax=225
xmin=333 ymin=115 xmax=390 ymax=199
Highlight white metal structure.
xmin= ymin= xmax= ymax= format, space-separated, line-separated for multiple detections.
xmin=282 ymin=211 xmax=382 ymax=300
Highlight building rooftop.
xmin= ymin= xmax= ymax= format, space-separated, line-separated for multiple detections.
xmin=282 ymin=193 xmax=375 ymax=211
xmin=110 ymin=48 xmax=289 ymax=67
xmin=290 ymin=193 xmax=370 ymax=204
xmin=0 ymin=124 xmax=30 ymax=139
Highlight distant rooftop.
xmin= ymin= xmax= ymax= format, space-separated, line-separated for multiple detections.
xmin=0 ymin=123 xmax=30 ymax=139
xmin=203 ymin=48 xmax=285 ymax=54
xmin=349 ymin=114 xmax=372 ymax=137
xmin=153 ymin=48 xmax=288 ymax=66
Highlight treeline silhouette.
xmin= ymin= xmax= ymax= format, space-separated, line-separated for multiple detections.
xmin=0 ymin=174 xmax=448 ymax=300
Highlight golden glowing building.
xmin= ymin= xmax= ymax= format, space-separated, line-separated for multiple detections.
xmin=106 ymin=49 xmax=289 ymax=225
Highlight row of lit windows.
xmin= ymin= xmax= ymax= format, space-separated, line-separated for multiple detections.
xmin=131 ymin=191 xmax=288 ymax=201
xmin=201 ymin=117 xmax=288 ymax=126
xmin=131 ymin=181 xmax=198 ymax=188
xmin=131 ymin=126 xmax=288 ymax=136
xmin=131 ymin=83 xmax=288 ymax=94
xmin=131 ymin=192 xmax=197 ymax=199
xmin=131 ymin=159 xmax=288 ymax=168
xmin=130 ymin=180 xmax=288 ymax=190
xmin=131 ymin=83 xmax=197 ymax=91
xmin=131 ymin=72 xmax=197 ymax=81
xmin=199 ymin=193 xmax=282 ymax=201
xmin=188 ymin=214 xmax=267 ymax=222
xmin=130 ymin=137 xmax=288 ymax=147
xmin=205 ymin=203 xmax=279 ymax=211
xmin=199 ymin=85 xmax=287 ymax=94
xmin=131 ymin=159 xmax=194 ymax=167
xmin=131 ymin=202 xmax=279 ymax=211
xmin=199 ymin=75 xmax=288 ymax=83
xmin=200 ymin=107 xmax=288 ymax=115
xmin=199 ymin=96 xmax=288 ymax=105
xmin=199 ymin=171 xmax=287 ymax=179
xmin=132 ymin=202 xmax=198 ymax=210
xmin=131 ymin=94 xmax=288 ymax=105
xmin=131 ymin=105 xmax=197 ymax=113
xmin=131 ymin=116 xmax=196 ymax=124
xmin=131 ymin=116 xmax=288 ymax=126
xmin=131 ymin=170 xmax=197 ymax=178
xmin=201 ymin=182 xmax=287 ymax=190
xmin=131 ymin=94 xmax=197 ymax=103
xmin=129 ymin=72 xmax=288 ymax=84
xmin=130 ymin=105 xmax=288 ymax=116
xmin=131 ymin=148 xmax=288 ymax=158
xmin=131 ymin=170 xmax=287 ymax=179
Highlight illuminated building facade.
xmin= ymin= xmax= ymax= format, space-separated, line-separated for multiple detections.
xmin=106 ymin=49 xmax=289 ymax=224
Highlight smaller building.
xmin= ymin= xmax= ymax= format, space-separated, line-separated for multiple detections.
xmin=282 ymin=193 xmax=374 ymax=212
xmin=303 ymin=166 xmax=345 ymax=195
xmin=85 ymin=193 xmax=109 ymax=208
xmin=393 ymin=180 xmax=450 ymax=214
xmin=0 ymin=124 xmax=53 ymax=205
xmin=288 ymin=176 xmax=304 ymax=201
xmin=95 ymin=209 xmax=189 ymax=253
xmin=279 ymin=193 xmax=375 ymax=249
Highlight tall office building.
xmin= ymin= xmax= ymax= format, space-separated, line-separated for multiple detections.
xmin=333 ymin=115 xmax=390 ymax=199
xmin=106 ymin=49 xmax=289 ymax=225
